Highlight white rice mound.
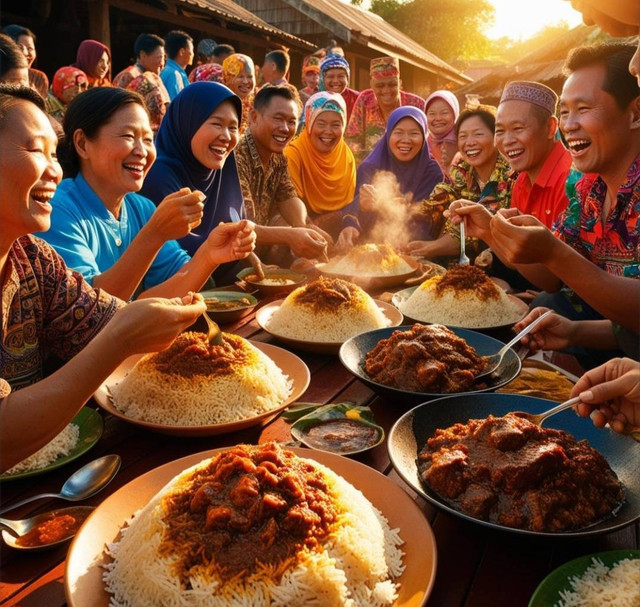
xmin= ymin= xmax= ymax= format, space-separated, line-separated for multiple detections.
xmin=103 ymin=451 xmax=405 ymax=607
xmin=5 ymin=423 xmax=79 ymax=475
xmin=266 ymin=277 xmax=390 ymax=342
xmin=555 ymin=557 xmax=640 ymax=607
xmin=324 ymin=244 xmax=413 ymax=276
xmin=402 ymin=273 xmax=523 ymax=328
xmin=110 ymin=334 xmax=292 ymax=426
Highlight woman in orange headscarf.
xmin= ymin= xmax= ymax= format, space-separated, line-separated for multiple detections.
xmin=284 ymin=91 xmax=356 ymax=237
xmin=222 ymin=53 xmax=256 ymax=136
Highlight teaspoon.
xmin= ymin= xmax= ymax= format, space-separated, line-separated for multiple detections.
xmin=0 ymin=454 xmax=120 ymax=515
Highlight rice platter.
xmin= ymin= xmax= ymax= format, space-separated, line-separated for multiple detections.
xmin=103 ymin=442 xmax=405 ymax=606
xmin=401 ymin=265 xmax=523 ymax=328
xmin=266 ymin=277 xmax=390 ymax=342
xmin=324 ymin=243 xmax=413 ymax=276
xmin=110 ymin=332 xmax=292 ymax=426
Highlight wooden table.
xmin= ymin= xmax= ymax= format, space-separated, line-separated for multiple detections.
xmin=1 ymin=305 xmax=637 ymax=607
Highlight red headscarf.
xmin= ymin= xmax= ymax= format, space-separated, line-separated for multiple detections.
xmin=75 ymin=39 xmax=111 ymax=87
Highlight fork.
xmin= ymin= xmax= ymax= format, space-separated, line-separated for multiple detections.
xmin=458 ymin=220 xmax=470 ymax=265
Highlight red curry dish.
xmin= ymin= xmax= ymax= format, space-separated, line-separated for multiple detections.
xmin=364 ymin=324 xmax=486 ymax=393
xmin=418 ymin=413 xmax=624 ymax=532
xmin=159 ymin=443 xmax=339 ymax=583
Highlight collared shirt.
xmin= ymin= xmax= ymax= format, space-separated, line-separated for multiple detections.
xmin=344 ymin=89 xmax=425 ymax=164
xmin=234 ymin=129 xmax=298 ymax=226
xmin=511 ymin=140 xmax=575 ymax=228
xmin=1 ymin=236 xmax=121 ymax=390
xmin=553 ymin=152 xmax=640 ymax=278
xmin=160 ymin=59 xmax=189 ymax=100
xmin=39 ymin=174 xmax=190 ymax=288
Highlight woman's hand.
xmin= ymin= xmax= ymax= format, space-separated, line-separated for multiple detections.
xmin=571 ymin=358 xmax=640 ymax=434
xmin=114 ymin=292 xmax=206 ymax=355
xmin=149 ymin=187 xmax=206 ymax=243
xmin=205 ymin=219 xmax=256 ymax=265
xmin=513 ymin=307 xmax=577 ymax=353
xmin=445 ymin=199 xmax=493 ymax=240
xmin=288 ymin=227 xmax=328 ymax=260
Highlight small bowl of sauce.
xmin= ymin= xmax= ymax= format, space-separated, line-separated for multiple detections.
xmin=200 ymin=290 xmax=258 ymax=323
xmin=237 ymin=268 xmax=307 ymax=296
xmin=289 ymin=403 xmax=384 ymax=455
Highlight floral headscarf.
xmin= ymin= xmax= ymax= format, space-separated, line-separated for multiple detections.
xmin=304 ymin=90 xmax=347 ymax=130
xmin=222 ymin=53 xmax=254 ymax=83
xmin=370 ymin=56 xmax=399 ymax=80
xmin=52 ymin=66 xmax=88 ymax=103
xmin=188 ymin=62 xmax=224 ymax=83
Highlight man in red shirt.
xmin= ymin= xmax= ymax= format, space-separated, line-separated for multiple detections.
xmin=496 ymin=81 xmax=575 ymax=228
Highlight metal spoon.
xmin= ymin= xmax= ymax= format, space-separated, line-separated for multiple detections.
xmin=476 ymin=309 xmax=553 ymax=378
xmin=0 ymin=454 xmax=120 ymax=515
xmin=0 ymin=505 xmax=94 ymax=551
xmin=202 ymin=311 xmax=223 ymax=346
xmin=512 ymin=396 xmax=581 ymax=427
xmin=458 ymin=220 xmax=470 ymax=265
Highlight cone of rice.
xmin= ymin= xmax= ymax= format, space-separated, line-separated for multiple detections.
xmin=265 ymin=277 xmax=390 ymax=342
xmin=103 ymin=443 xmax=405 ymax=607
xmin=110 ymin=332 xmax=292 ymax=426
xmin=401 ymin=265 xmax=523 ymax=328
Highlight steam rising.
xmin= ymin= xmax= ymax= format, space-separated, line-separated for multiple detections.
xmin=364 ymin=171 xmax=414 ymax=249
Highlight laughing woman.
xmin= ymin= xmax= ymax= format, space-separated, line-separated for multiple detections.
xmin=0 ymin=85 xmax=207 ymax=471
xmin=284 ymin=91 xmax=356 ymax=238
xmin=337 ymin=106 xmax=442 ymax=251
xmin=407 ymin=106 xmax=513 ymax=262
xmin=41 ymin=87 xmax=254 ymax=301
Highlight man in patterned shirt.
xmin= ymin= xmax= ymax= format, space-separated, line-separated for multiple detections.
xmin=234 ymin=84 xmax=330 ymax=260
xmin=447 ymin=42 xmax=639 ymax=362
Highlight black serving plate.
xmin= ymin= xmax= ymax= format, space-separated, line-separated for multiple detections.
xmin=388 ymin=393 xmax=640 ymax=537
xmin=339 ymin=325 xmax=521 ymax=404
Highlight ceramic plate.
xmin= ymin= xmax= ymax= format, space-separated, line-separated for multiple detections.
xmin=93 ymin=342 xmax=310 ymax=437
xmin=339 ymin=325 xmax=521 ymax=404
xmin=529 ymin=550 xmax=640 ymax=606
xmin=0 ymin=408 xmax=103 ymax=481
xmin=199 ymin=289 xmax=257 ymax=323
xmin=388 ymin=393 xmax=640 ymax=538
xmin=65 ymin=447 xmax=437 ymax=607
xmin=392 ymin=286 xmax=529 ymax=330
xmin=256 ymin=299 xmax=404 ymax=355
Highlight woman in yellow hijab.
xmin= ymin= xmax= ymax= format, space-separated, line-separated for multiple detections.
xmin=284 ymin=91 xmax=356 ymax=237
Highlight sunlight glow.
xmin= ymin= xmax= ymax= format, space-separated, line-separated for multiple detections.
xmin=485 ymin=0 xmax=584 ymax=40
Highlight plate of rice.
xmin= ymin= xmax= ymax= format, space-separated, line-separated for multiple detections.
xmin=93 ymin=333 xmax=310 ymax=437
xmin=528 ymin=550 xmax=640 ymax=606
xmin=392 ymin=265 xmax=528 ymax=330
xmin=0 ymin=407 xmax=103 ymax=481
xmin=319 ymin=243 xmax=420 ymax=289
xmin=65 ymin=443 xmax=437 ymax=607
xmin=340 ymin=324 xmax=521 ymax=404
xmin=256 ymin=277 xmax=404 ymax=354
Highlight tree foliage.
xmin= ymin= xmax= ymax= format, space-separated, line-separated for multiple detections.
xmin=360 ymin=0 xmax=495 ymax=62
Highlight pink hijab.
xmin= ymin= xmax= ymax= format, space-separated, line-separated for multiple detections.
xmin=75 ymin=39 xmax=111 ymax=84
xmin=425 ymin=90 xmax=460 ymax=146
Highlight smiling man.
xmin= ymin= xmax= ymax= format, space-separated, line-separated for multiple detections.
xmin=496 ymin=81 xmax=576 ymax=228
xmin=234 ymin=84 xmax=330 ymax=260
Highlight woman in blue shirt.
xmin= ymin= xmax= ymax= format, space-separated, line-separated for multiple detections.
xmin=42 ymin=87 xmax=255 ymax=300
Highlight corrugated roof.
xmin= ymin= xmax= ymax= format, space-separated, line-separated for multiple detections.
xmin=177 ymin=0 xmax=315 ymax=49
xmin=279 ymin=0 xmax=471 ymax=83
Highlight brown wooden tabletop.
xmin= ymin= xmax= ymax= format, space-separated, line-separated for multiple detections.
xmin=1 ymin=304 xmax=638 ymax=607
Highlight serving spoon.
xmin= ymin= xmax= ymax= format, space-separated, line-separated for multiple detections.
xmin=0 ymin=505 xmax=94 ymax=551
xmin=476 ymin=309 xmax=553 ymax=378
xmin=458 ymin=220 xmax=470 ymax=265
xmin=202 ymin=310 xmax=223 ymax=346
xmin=0 ymin=454 xmax=120 ymax=515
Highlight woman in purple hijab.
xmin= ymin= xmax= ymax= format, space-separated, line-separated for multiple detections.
xmin=337 ymin=106 xmax=442 ymax=250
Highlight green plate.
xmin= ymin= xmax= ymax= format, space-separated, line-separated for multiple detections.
xmin=529 ymin=550 xmax=640 ymax=606
xmin=0 ymin=407 xmax=103 ymax=481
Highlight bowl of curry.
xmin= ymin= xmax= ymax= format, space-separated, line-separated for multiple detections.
xmin=236 ymin=267 xmax=307 ymax=297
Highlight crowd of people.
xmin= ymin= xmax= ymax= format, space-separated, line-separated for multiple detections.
xmin=0 ymin=7 xmax=639 ymax=472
